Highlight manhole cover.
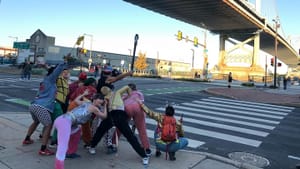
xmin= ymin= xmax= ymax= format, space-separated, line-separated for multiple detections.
xmin=228 ymin=152 xmax=269 ymax=168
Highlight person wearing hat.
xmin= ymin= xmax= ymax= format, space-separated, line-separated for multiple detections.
xmin=69 ymin=72 xmax=87 ymax=96
xmin=23 ymin=61 xmax=68 ymax=156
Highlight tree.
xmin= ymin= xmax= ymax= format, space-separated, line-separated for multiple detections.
xmin=134 ymin=52 xmax=148 ymax=70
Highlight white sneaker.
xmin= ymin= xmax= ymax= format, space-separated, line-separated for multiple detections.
xmin=48 ymin=143 xmax=57 ymax=149
xmin=88 ymin=147 xmax=96 ymax=155
xmin=142 ymin=157 xmax=149 ymax=165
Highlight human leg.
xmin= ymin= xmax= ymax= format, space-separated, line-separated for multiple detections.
xmin=23 ymin=121 xmax=39 ymax=144
xmin=50 ymin=102 xmax=64 ymax=146
xmin=34 ymin=105 xmax=54 ymax=155
xmin=23 ymin=105 xmax=41 ymax=144
xmin=111 ymin=110 xmax=147 ymax=158
xmin=81 ymin=121 xmax=92 ymax=146
xmin=67 ymin=127 xmax=81 ymax=155
xmin=90 ymin=117 xmax=113 ymax=150
xmin=125 ymin=103 xmax=150 ymax=150
xmin=54 ymin=115 xmax=71 ymax=169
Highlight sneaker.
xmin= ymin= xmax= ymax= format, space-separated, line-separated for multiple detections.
xmin=66 ymin=153 xmax=81 ymax=159
xmin=88 ymin=147 xmax=96 ymax=155
xmin=39 ymin=148 xmax=54 ymax=156
xmin=48 ymin=143 xmax=57 ymax=149
xmin=22 ymin=139 xmax=34 ymax=145
xmin=106 ymin=145 xmax=117 ymax=154
xmin=168 ymin=152 xmax=176 ymax=161
xmin=145 ymin=149 xmax=152 ymax=157
xmin=142 ymin=157 xmax=149 ymax=165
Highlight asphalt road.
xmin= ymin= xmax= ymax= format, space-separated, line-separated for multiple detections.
xmin=0 ymin=74 xmax=299 ymax=169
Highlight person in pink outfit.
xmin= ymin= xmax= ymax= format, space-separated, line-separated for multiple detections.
xmin=54 ymin=90 xmax=107 ymax=169
xmin=112 ymin=83 xmax=151 ymax=156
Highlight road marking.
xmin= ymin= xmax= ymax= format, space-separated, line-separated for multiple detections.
xmin=145 ymin=118 xmax=261 ymax=147
xmin=5 ymin=98 xmax=30 ymax=106
xmin=173 ymin=105 xmax=280 ymax=124
xmin=155 ymin=107 xmax=275 ymax=130
xmin=209 ymin=97 xmax=295 ymax=110
xmin=145 ymin=129 xmax=205 ymax=148
xmin=154 ymin=108 xmax=269 ymax=137
xmin=288 ymin=155 xmax=300 ymax=161
xmin=181 ymin=102 xmax=284 ymax=119
xmin=199 ymin=99 xmax=289 ymax=115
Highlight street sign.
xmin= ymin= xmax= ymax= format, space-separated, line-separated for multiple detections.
xmin=13 ymin=42 xmax=30 ymax=49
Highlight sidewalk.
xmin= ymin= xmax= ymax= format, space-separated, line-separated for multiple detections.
xmin=0 ymin=111 xmax=262 ymax=169
xmin=205 ymin=85 xmax=300 ymax=108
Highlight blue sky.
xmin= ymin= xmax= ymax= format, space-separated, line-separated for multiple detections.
xmin=0 ymin=0 xmax=299 ymax=69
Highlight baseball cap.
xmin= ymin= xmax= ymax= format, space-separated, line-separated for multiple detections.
xmin=78 ymin=72 xmax=87 ymax=81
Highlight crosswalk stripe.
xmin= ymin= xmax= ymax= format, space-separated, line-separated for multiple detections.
xmin=173 ymin=105 xmax=279 ymax=124
xmin=145 ymin=118 xmax=261 ymax=147
xmin=181 ymin=102 xmax=284 ymax=119
xmin=155 ymin=107 xmax=275 ymax=130
xmin=209 ymin=97 xmax=295 ymax=110
xmin=196 ymin=100 xmax=289 ymax=116
xmin=202 ymin=98 xmax=292 ymax=113
xmin=145 ymin=129 xmax=205 ymax=148
xmin=154 ymin=108 xmax=269 ymax=137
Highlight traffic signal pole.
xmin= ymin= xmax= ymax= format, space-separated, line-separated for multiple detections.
xmin=273 ymin=17 xmax=279 ymax=88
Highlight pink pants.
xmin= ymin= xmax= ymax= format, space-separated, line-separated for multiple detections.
xmin=113 ymin=102 xmax=150 ymax=149
xmin=54 ymin=115 xmax=81 ymax=169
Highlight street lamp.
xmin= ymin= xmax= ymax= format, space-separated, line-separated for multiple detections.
xmin=190 ymin=49 xmax=194 ymax=69
xmin=272 ymin=17 xmax=280 ymax=88
xmin=83 ymin=33 xmax=93 ymax=69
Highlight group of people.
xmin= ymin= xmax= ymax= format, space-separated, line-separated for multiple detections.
xmin=22 ymin=60 xmax=189 ymax=169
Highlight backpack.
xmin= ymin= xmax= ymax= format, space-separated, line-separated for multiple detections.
xmin=161 ymin=115 xmax=177 ymax=142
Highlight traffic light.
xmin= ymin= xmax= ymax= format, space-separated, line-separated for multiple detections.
xmin=78 ymin=48 xmax=87 ymax=54
xmin=76 ymin=36 xmax=84 ymax=45
xmin=177 ymin=30 xmax=182 ymax=41
xmin=82 ymin=48 xmax=87 ymax=54
xmin=278 ymin=62 xmax=282 ymax=67
xmin=270 ymin=58 xmax=274 ymax=66
xmin=194 ymin=37 xmax=198 ymax=47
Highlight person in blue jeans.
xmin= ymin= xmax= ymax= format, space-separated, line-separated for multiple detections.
xmin=139 ymin=103 xmax=188 ymax=161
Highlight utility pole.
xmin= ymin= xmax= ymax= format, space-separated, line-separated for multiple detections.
xmin=264 ymin=55 xmax=267 ymax=87
xmin=272 ymin=17 xmax=279 ymax=88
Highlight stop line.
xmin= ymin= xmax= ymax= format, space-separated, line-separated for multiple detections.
xmin=142 ymin=97 xmax=294 ymax=148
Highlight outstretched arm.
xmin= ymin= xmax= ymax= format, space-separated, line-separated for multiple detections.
xmin=91 ymin=100 xmax=107 ymax=119
xmin=139 ymin=103 xmax=163 ymax=123
xmin=105 ymin=71 xmax=133 ymax=84
xmin=74 ymin=89 xmax=89 ymax=106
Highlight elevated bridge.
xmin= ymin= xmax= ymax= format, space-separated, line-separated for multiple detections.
xmin=124 ymin=0 xmax=299 ymax=70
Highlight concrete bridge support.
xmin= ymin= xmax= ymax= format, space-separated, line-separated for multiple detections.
xmin=217 ymin=33 xmax=265 ymax=82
